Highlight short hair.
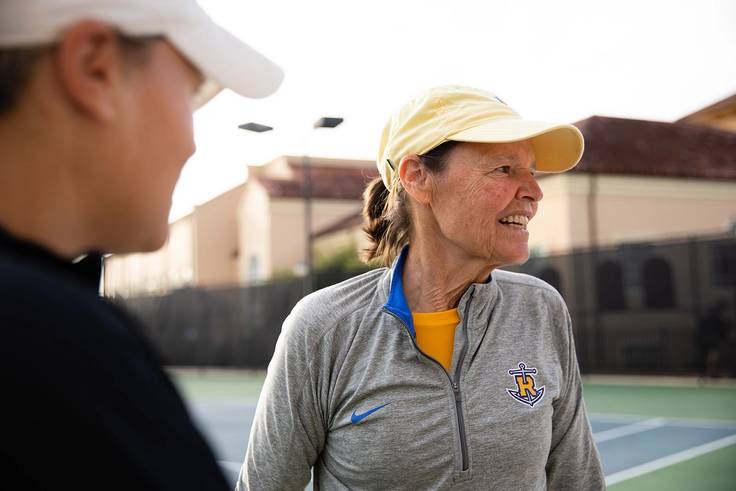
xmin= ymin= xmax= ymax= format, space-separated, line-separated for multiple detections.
xmin=0 ymin=45 xmax=50 ymax=114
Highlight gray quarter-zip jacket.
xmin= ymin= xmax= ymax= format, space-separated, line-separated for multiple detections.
xmin=238 ymin=248 xmax=605 ymax=490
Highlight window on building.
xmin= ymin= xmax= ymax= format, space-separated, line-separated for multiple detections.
xmin=596 ymin=261 xmax=626 ymax=312
xmin=642 ymin=257 xmax=675 ymax=309
xmin=711 ymin=242 xmax=736 ymax=287
xmin=248 ymin=255 xmax=260 ymax=282
xmin=538 ymin=267 xmax=563 ymax=297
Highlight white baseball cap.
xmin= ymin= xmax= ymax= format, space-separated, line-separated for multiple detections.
xmin=0 ymin=0 xmax=284 ymax=107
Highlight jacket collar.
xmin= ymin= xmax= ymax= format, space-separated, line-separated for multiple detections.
xmin=382 ymin=246 xmax=414 ymax=335
xmin=457 ymin=271 xmax=499 ymax=331
xmin=381 ymin=245 xmax=500 ymax=334
xmin=0 ymin=225 xmax=103 ymax=293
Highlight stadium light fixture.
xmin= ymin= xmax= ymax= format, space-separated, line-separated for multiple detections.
xmin=313 ymin=117 xmax=344 ymax=129
xmin=238 ymin=117 xmax=344 ymax=296
xmin=238 ymin=122 xmax=273 ymax=133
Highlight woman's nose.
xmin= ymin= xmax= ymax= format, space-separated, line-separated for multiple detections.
xmin=517 ymin=171 xmax=543 ymax=202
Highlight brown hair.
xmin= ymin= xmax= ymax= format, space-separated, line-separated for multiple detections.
xmin=361 ymin=140 xmax=459 ymax=266
xmin=0 ymin=33 xmax=161 ymax=116
xmin=0 ymin=45 xmax=50 ymax=114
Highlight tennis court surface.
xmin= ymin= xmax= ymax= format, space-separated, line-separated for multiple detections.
xmin=171 ymin=370 xmax=736 ymax=490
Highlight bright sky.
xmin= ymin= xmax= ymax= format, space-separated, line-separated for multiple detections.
xmin=171 ymin=0 xmax=736 ymax=221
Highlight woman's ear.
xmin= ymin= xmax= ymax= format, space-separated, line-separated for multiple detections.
xmin=398 ymin=154 xmax=432 ymax=205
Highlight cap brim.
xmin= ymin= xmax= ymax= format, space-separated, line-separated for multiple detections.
xmin=167 ymin=19 xmax=284 ymax=110
xmin=449 ymin=119 xmax=584 ymax=172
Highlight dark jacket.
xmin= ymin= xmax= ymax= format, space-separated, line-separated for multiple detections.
xmin=0 ymin=227 xmax=228 ymax=490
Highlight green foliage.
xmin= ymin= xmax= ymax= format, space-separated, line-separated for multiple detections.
xmin=315 ymin=244 xmax=371 ymax=273
xmin=271 ymin=268 xmax=298 ymax=281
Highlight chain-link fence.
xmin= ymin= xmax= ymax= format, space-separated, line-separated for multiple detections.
xmin=506 ymin=234 xmax=736 ymax=375
xmin=115 ymin=271 xmax=359 ymax=367
xmin=117 ymin=234 xmax=735 ymax=375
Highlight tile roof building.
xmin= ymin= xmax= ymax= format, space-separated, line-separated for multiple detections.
xmin=527 ymin=115 xmax=736 ymax=255
xmin=104 ymin=97 xmax=736 ymax=296
xmin=675 ymin=94 xmax=736 ymax=133
xmin=237 ymin=156 xmax=376 ymax=284
xmin=104 ymin=156 xmax=375 ymax=296
xmin=313 ymin=114 xmax=736 ymax=258
xmin=573 ymin=116 xmax=736 ymax=179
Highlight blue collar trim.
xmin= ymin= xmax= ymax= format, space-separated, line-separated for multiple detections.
xmin=383 ymin=246 xmax=415 ymax=337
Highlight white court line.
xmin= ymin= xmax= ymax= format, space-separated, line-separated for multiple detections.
xmin=589 ymin=413 xmax=645 ymax=424
xmin=219 ymin=460 xmax=243 ymax=472
xmin=605 ymin=433 xmax=736 ymax=486
xmin=594 ymin=417 xmax=664 ymax=443
xmin=590 ymin=413 xmax=736 ymax=429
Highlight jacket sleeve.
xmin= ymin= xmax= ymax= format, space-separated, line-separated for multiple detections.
xmin=237 ymin=303 xmax=327 ymax=491
xmin=546 ymin=305 xmax=606 ymax=490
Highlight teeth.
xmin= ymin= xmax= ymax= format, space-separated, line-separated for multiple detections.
xmin=499 ymin=215 xmax=529 ymax=227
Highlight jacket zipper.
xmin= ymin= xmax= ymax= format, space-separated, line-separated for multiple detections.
xmin=382 ymin=287 xmax=475 ymax=472
xmin=453 ymin=294 xmax=472 ymax=471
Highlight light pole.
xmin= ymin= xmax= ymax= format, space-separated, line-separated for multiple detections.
xmin=303 ymin=117 xmax=343 ymax=294
xmin=301 ymin=151 xmax=314 ymax=295
xmin=239 ymin=117 xmax=343 ymax=296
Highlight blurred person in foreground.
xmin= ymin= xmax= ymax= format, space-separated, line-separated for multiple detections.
xmin=240 ymin=85 xmax=605 ymax=490
xmin=0 ymin=0 xmax=282 ymax=489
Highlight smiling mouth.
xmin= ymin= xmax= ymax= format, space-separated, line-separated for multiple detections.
xmin=498 ymin=215 xmax=530 ymax=230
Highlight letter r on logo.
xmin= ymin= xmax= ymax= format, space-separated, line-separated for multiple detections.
xmin=515 ymin=375 xmax=537 ymax=397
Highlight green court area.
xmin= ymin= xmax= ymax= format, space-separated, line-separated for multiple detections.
xmin=170 ymin=369 xmax=736 ymax=490
xmin=582 ymin=377 xmax=736 ymax=490
xmin=609 ymin=443 xmax=736 ymax=491
xmin=582 ymin=377 xmax=736 ymax=421
xmin=170 ymin=368 xmax=266 ymax=401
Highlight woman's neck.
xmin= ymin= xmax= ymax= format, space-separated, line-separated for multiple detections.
xmin=402 ymin=238 xmax=493 ymax=313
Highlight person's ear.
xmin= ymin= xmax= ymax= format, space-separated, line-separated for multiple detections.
xmin=399 ymin=154 xmax=433 ymax=206
xmin=54 ymin=21 xmax=125 ymax=122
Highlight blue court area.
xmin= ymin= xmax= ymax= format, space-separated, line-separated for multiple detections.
xmin=590 ymin=415 xmax=736 ymax=486
xmin=183 ymin=399 xmax=736 ymax=489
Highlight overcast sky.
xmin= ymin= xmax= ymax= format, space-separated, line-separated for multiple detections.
xmin=170 ymin=0 xmax=736 ymax=220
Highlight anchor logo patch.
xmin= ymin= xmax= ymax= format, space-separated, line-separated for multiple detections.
xmin=506 ymin=362 xmax=545 ymax=407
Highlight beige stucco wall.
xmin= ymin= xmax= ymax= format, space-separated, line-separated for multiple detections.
xmin=529 ymin=174 xmax=736 ymax=254
xmin=238 ymin=155 xmax=374 ymax=282
xmin=592 ymin=175 xmax=735 ymax=244
xmin=238 ymin=180 xmax=272 ymax=282
xmin=166 ymin=217 xmax=195 ymax=286
xmin=191 ymin=184 xmax=243 ymax=286
xmin=268 ymin=199 xmax=363 ymax=278
xmin=103 ymin=156 xmax=381 ymax=292
xmin=527 ymin=175 xmax=577 ymax=255
xmin=103 ymin=184 xmax=244 ymax=295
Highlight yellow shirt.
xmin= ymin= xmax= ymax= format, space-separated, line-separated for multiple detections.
xmin=412 ymin=308 xmax=459 ymax=372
